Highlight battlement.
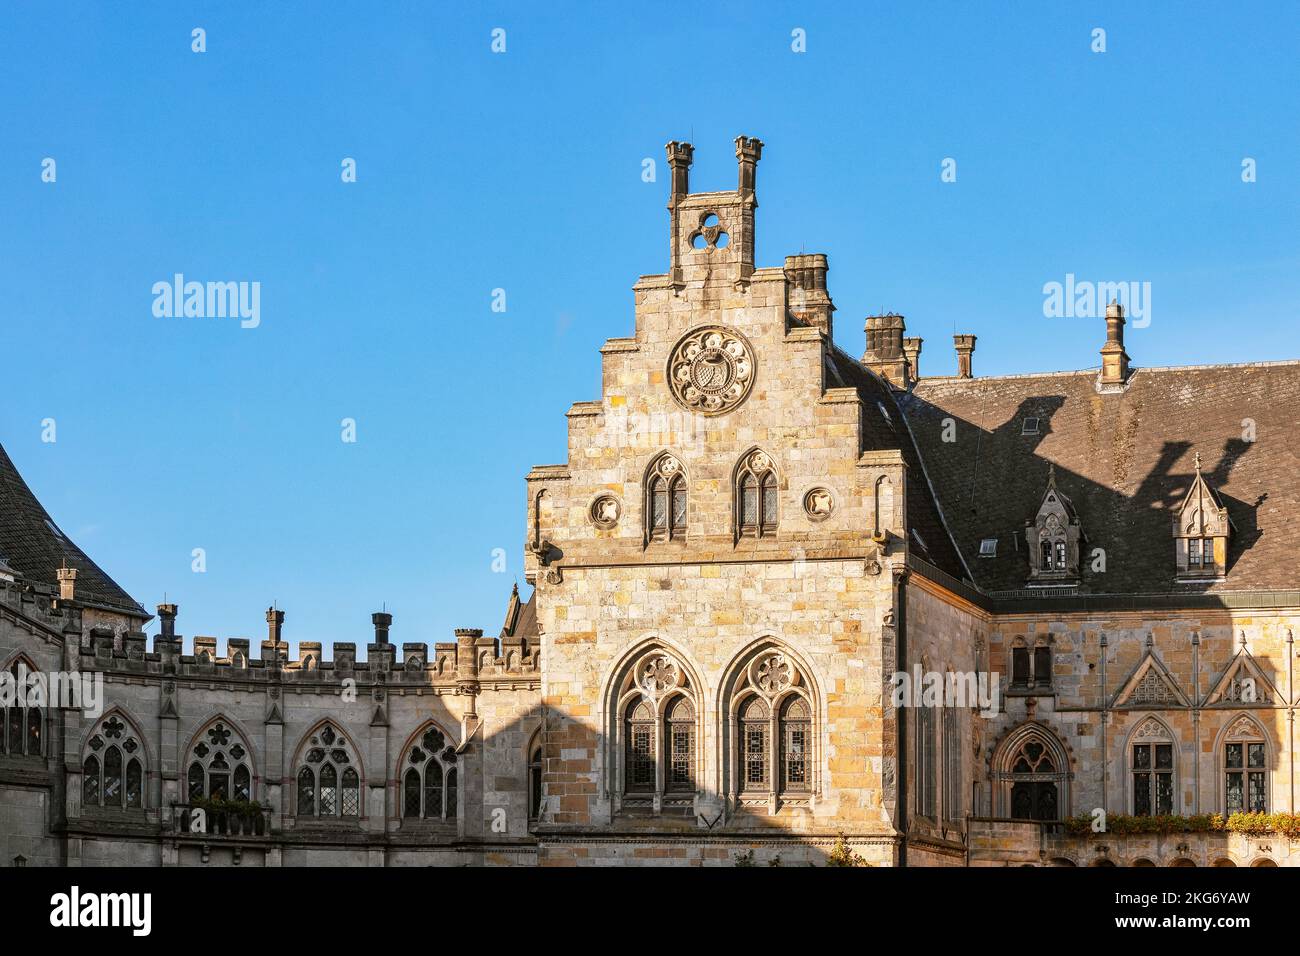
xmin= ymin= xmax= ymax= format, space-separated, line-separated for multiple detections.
xmin=1 ymin=576 xmax=84 ymax=637
xmin=76 ymin=604 xmax=539 ymax=686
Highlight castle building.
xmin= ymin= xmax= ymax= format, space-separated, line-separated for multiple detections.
xmin=2 ymin=138 xmax=1298 ymax=867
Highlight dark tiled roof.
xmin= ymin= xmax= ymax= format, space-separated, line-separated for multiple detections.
xmin=898 ymin=362 xmax=1300 ymax=594
xmin=826 ymin=347 xmax=968 ymax=583
xmin=500 ymin=583 xmax=538 ymax=639
xmin=0 ymin=442 xmax=145 ymax=615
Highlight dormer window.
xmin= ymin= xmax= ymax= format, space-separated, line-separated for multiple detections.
xmin=1173 ymin=453 xmax=1231 ymax=581
xmin=1025 ymin=465 xmax=1082 ymax=584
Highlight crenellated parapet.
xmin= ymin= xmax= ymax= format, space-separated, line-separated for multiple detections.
xmin=75 ymin=604 xmax=540 ymax=690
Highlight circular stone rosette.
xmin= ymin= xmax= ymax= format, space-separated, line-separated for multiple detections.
xmin=667 ymin=326 xmax=756 ymax=416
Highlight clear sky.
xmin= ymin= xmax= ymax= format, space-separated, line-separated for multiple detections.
xmin=1 ymin=2 xmax=1296 ymax=654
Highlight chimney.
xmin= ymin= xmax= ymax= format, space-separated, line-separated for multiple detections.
xmin=735 ymin=135 xmax=763 ymax=197
xmin=57 ymin=566 xmax=77 ymax=601
xmin=953 ymin=334 xmax=976 ymax=378
xmin=266 ymin=606 xmax=285 ymax=644
xmin=902 ymin=337 xmax=923 ymax=381
xmin=157 ymin=603 xmax=178 ymax=639
xmin=372 ymin=610 xmax=393 ymax=645
xmin=1100 ymin=300 xmax=1131 ymax=386
xmin=784 ymin=254 xmax=834 ymax=338
xmin=863 ymin=314 xmax=910 ymax=388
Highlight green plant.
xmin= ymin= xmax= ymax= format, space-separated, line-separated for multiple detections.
xmin=733 ymin=849 xmax=756 ymax=867
xmin=1065 ymin=811 xmax=1298 ymax=838
xmin=826 ymin=836 xmax=868 ymax=867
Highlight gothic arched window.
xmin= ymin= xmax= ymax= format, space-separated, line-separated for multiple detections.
xmin=185 ymin=719 xmax=254 ymax=803
xmin=401 ymin=725 xmax=458 ymax=820
xmin=0 ymin=659 xmax=43 ymax=758
xmin=294 ymin=723 xmax=361 ymax=819
xmin=607 ymin=647 xmax=701 ymax=808
xmin=81 ymin=713 xmax=145 ymax=810
xmin=625 ymin=700 xmax=656 ymax=794
xmin=736 ymin=451 xmax=778 ymax=539
xmin=1129 ymin=719 xmax=1175 ymax=816
xmin=528 ymin=741 xmax=543 ymax=821
xmin=916 ymin=703 xmax=936 ymax=817
xmin=724 ymin=646 xmax=819 ymax=808
xmin=1222 ymin=716 xmax=1268 ymax=814
xmin=646 ymin=454 xmax=687 ymax=542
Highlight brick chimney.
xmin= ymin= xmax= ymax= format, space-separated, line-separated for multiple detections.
xmin=157 ymin=603 xmax=178 ymax=639
xmin=902 ymin=337 xmax=923 ymax=381
xmin=1100 ymin=300 xmax=1131 ymax=386
xmin=735 ymin=135 xmax=763 ymax=197
xmin=863 ymin=314 xmax=909 ymax=387
xmin=57 ymin=566 xmax=77 ymax=601
xmin=372 ymin=610 xmax=393 ymax=645
xmin=953 ymin=334 xmax=976 ymax=378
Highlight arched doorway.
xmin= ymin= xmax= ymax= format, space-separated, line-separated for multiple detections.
xmin=1251 ymin=858 xmax=1277 ymax=868
xmin=1132 ymin=858 xmax=1156 ymax=867
xmin=991 ymin=723 xmax=1071 ymax=820
xmin=1170 ymin=858 xmax=1196 ymax=867
xmin=1212 ymin=858 xmax=1237 ymax=868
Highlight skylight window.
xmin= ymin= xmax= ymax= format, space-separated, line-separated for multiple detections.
xmin=979 ymin=537 xmax=998 ymax=557
xmin=1022 ymin=417 xmax=1040 ymax=435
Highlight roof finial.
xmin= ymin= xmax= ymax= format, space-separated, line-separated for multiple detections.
xmin=1193 ymin=451 xmax=1202 ymax=473
xmin=1047 ymin=463 xmax=1056 ymax=488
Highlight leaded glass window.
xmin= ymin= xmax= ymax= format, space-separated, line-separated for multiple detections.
xmin=341 ymin=768 xmax=360 ymax=817
xmin=1132 ymin=742 xmax=1174 ymax=816
xmin=83 ymin=756 xmax=100 ymax=806
xmin=780 ymin=697 xmax=811 ymax=793
xmin=1 ymin=661 xmax=43 ymax=757
xmin=646 ymin=456 xmax=688 ymax=541
xmin=736 ymin=452 xmax=778 ymax=538
xmin=82 ymin=713 xmax=147 ymax=810
xmin=741 ymin=697 xmax=769 ymax=790
xmin=1225 ymin=736 xmax=1267 ymax=814
xmin=402 ymin=725 xmax=457 ymax=820
xmin=917 ymin=703 xmax=936 ymax=817
xmin=298 ymin=767 xmax=315 ymax=814
xmin=184 ymin=719 xmax=254 ymax=804
xmin=625 ymin=700 xmax=656 ymax=794
xmin=666 ymin=697 xmax=695 ymax=792
xmin=294 ymin=723 xmax=361 ymax=819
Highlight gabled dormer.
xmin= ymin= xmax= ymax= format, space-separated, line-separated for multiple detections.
xmin=1025 ymin=465 xmax=1082 ymax=585
xmin=1173 ymin=452 xmax=1232 ymax=581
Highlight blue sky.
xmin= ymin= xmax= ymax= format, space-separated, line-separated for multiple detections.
xmin=1 ymin=2 xmax=1296 ymax=653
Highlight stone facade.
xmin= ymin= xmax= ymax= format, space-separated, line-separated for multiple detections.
xmin=1 ymin=135 xmax=1297 ymax=867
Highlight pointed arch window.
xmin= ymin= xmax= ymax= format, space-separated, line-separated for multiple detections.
xmin=736 ymin=451 xmax=778 ymax=538
xmin=608 ymin=648 xmax=701 ymax=808
xmin=528 ymin=740 xmax=544 ymax=821
xmin=1007 ymin=738 xmax=1060 ymax=821
xmin=185 ymin=720 xmax=254 ymax=803
xmin=916 ymin=703 xmax=936 ymax=817
xmin=1223 ymin=717 xmax=1268 ymax=814
xmin=294 ymin=723 xmax=361 ymax=819
xmin=725 ymin=648 xmax=819 ymax=807
xmin=646 ymin=455 xmax=687 ymax=542
xmin=81 ymin=713 xmax=146 ymax=810
xmin=1130 ymin=720 xmax=1175 ymax=817
xmin=401 ymin=725 xmax=458 ymax=820
xmin=0 ymin=660 xmax=43 ymax=758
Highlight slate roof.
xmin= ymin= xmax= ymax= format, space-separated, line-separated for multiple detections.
xmin=500 ymin=582 xmax=538 ymax=639
xmin=896 ymin=362 xmax=1300 ymax=595
xmin=0 ymin=442 xmax=145 ymax=615
xmin=825 ymin=347 xmax=968 ymax=582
